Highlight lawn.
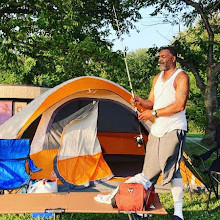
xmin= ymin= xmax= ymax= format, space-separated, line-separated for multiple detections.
xmin=186 ymin=133 xmax=204 ymax=138
xmin=0 ymin=140 xmax=219 ymax=220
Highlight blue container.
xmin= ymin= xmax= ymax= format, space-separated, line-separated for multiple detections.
xmin=32 ymin=213 xmax=53 ymax=219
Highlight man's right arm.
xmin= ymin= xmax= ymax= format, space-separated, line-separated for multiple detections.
xmin=132 ymin=95 xmax=153 ymax=110
xmin=131 ymin=74 xmax=159 ymax=110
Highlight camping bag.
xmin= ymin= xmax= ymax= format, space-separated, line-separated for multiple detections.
xmin=111 ymin=183 xmax=155 ymax=211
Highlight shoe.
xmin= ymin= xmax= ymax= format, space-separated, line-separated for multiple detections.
xmin=172 ymin=215 xmax=183 ymax=220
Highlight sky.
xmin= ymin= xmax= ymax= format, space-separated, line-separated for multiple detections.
xmin=109 ymin=8 xmax=184 ymax=52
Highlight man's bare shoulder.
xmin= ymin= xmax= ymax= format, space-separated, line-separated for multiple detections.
xmin=176 ymin=70 xmax=189 ymax=82
xmin=174 ymin=70 xmax=189 ymax=90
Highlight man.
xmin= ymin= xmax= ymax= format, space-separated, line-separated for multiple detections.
xmin=131 ymin=47 xmax=189 ymax=220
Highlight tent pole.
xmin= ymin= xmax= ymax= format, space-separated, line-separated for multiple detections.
xmin=182 ymin=160 xmax=192 ymax=199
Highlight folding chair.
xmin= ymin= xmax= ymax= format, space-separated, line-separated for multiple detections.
xmin=192 ymin=124 xmax=220 ymax=212
xmin=0 ymin=139 xmax=41 ymax=194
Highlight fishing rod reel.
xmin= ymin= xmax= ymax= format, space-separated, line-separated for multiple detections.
xmin=134 ymin=135 xmax=145 ymax=148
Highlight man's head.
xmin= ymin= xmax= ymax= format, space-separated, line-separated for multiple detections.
xmin=158 ymin=46 xmax=177 ymax=71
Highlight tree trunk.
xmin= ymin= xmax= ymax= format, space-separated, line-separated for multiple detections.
xmin=202 ymin=67 xmax=219 ymax=145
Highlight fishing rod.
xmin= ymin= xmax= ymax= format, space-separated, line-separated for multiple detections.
xmin=112 ymin=5 xmax=146 ymax=151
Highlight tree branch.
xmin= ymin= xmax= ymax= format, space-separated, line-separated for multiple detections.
xmin=177 ymin=56 xmax=206 ymax=93
xmin=182 ymin=0 xmax=214 ymax=65
xmin=182 ymin=0 xmax=214 ymax=38
xmin=210 ymin=1 xmax=220 ymax=12
xmin=212 ymin=62 xmax=220 ymax=77
xmin=181 ymin=0 xmax=198 ymax=8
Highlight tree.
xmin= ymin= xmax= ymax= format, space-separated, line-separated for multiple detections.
xmin=0 ymin=0 xmax=146 ymax=86
xmin=143 ymin=0 xmax=220 ymax=144
xmin=174 ymin=20 xmax=220 ymax=135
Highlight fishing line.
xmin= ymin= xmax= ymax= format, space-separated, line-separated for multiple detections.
xmin=112 ymin=6 xmax=135 ymax=99
xmin=112 ymin=5 xmax=146 ymax=150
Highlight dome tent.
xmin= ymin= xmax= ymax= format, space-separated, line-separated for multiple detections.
xmin=0 ymin=76 xmax=203 ymax=189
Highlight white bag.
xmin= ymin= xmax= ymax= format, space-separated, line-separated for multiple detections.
xmin=27 ymin=179 xmax=58 ymax=193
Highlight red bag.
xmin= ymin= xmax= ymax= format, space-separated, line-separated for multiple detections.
xmin=111 ymin=183 xmax=155 ymax=211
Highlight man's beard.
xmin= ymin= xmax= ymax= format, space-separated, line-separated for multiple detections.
xmin=158 ymin=62 xmax=170 ymax=71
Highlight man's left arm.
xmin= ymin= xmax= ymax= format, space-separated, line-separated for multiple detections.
xmin=138 ymin=71 xmax=189 ymax=120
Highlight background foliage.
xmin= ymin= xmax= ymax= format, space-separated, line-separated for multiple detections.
xmin=0 ymin=0 xmax=219 ymax=136
xmin=0 ymin=0 xmax=145 ymax=86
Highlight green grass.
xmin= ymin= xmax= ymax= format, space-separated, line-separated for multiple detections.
xmin=0 ymin=141 xmax=219 ymax=220
xmin=186 ymin=133 xmax=204 ymax=138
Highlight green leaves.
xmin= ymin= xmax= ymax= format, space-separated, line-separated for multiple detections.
xmin=126 ymin=48 xmax=159 ymax=97
xmin=24 ymin=57 xmax=36 ymax=73
xmin=0 ymin=0 xmax=145 ymax=86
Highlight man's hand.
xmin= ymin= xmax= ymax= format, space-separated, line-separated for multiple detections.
xmin=130 ymin=95 xmax=142 ymax=107
xmin=138 ymin=109 xmax=152 ymax=121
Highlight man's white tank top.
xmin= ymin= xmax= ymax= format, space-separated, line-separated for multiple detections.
xmin=151 ymin=68 xmax=187 ymax=137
